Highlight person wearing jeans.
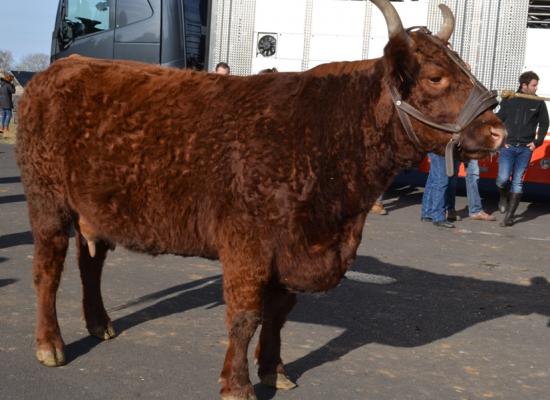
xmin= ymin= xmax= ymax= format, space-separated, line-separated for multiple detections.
xmin=495 ymin=71 xmax=549 ymax=227
xmin=0 ymin=72 xmax=15 ymax=133
xmin=496 ymin=146 xmax=533 ymax=194
xmin=421 ymin=152 xmax=456 ymax=228
xmin=446 ymin=160 xmax=496 ymax=221
xmin=495 ymin=145 xmax=534 ymax=225
xmin=1 ymin=108 xmax=12 ymax=130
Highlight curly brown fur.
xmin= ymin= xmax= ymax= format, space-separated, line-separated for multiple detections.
xmin=16 ymin=20 xmax=504 ymax=397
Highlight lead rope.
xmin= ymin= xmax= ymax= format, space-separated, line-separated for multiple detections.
xmin=444 ymin=134 xmax=460 ymax=177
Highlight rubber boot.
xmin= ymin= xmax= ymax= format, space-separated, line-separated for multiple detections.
xmin=497 ymin=186 xmax=508 ymax=214
xmin=500 ymin=193 xmax=521 ymax=227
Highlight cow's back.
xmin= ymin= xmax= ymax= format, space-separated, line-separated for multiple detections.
xmin=16 ymin=56 xmax=316 ymax=257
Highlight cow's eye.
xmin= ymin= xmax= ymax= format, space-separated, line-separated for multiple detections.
xmin=429 ymin=76 xmax=442 ymax=83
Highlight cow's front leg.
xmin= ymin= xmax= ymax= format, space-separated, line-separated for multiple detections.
xmin=219 ymin=247 xmax=268 ymax=400
xmin=255 ymin=284 xmax=297 ymax=390
xmin=220 ymin=308 xmax=260 ymax=400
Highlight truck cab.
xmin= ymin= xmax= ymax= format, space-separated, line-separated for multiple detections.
xmin=51 ymin=0 xmax=210 ymax=69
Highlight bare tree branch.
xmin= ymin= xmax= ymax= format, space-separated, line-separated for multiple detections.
xmin=15 ymin=53 xmax=50 ymax=72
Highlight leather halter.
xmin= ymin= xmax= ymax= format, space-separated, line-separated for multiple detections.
xmin=389 ymin=28 xmax=498 ymax=176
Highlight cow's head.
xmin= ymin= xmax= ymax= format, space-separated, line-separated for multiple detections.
xmin=373 ymin=0 xmax=505 ymax=160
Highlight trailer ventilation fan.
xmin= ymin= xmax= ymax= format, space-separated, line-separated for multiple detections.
xmin=257 ymin=34 xmax=277 ymax=57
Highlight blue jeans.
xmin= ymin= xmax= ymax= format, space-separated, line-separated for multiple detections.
xmin=2 ymin=108 xmax=12 ymax=128
xmin=446 ymin=160 xmax=483 ymax=215
xmin=421 ymin=153 xmax=457 ymax=222
xmin=496 ymin=146 xmax=532 ymax=194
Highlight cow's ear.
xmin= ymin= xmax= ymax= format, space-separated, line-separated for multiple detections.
xmin=383 ymin=34 xmax=418 ymax=96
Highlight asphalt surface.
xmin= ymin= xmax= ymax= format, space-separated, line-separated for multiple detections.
xmin=1 ymin=142 xmax=550 ymax=400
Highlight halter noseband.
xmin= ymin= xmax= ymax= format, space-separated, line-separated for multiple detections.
xmin=389 ymin=27 xmax=498 ymax=176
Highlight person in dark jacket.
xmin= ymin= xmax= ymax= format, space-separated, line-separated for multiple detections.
xmin=495 ymin=71 xmax=549 ymax=227
xmin=0 ymin=72 xmax=16 ymax=133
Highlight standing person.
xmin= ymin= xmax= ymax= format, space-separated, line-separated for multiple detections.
xmin=0 ymin=71 xmax=16 ymax=134
xmin=421 ymin=152 xmax=457 ymax=228
xmin=495 ymin=71 xmax=549 ymax=227
xmin=446 ymin=160 xmax=496 ymax=221
xmin=215 ymin=62 xmax=230 ymax=75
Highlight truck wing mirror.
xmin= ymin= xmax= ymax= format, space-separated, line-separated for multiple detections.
xmin=59 ymin=18 xmax=75 ymax=50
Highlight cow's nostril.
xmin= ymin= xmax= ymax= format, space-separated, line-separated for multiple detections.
xmin=490 ymin=127 xmax=506 ymax=141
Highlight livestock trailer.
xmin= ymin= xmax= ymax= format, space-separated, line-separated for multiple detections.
xmin=51 ymin=0 xmax=550 ymax=183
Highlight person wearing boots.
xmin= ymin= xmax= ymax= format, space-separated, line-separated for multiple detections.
xmin=0 ymin=71 xmax=16 ymax=134
xmin=495 ymin=71 xmax=549 ymax=227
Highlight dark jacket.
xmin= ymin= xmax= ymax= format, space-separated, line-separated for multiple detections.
xmin=0 ymin=78 xmax=16 ymax=109
xmin=496 ymin=96 xmax=549 ymax=147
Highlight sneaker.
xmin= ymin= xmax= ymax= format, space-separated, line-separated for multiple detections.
xmin=469 ymin=211 xmax=496 ymax=221
xmin=433 ymin=220 xmax=455 ymax=228
xmin=446 ymin=209 xmax=461 ymax=221
xmin=370 ymin=201 xmax=388 ymax=215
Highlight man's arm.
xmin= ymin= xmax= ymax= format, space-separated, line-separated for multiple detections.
xmin=534 ymin=102 xmax=549 ymax=148
xmin=495 ymin=99 xmax=508 ymax=122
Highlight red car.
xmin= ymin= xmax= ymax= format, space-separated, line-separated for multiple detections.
xmin=419 ymin=135 xmax=550 ymax=184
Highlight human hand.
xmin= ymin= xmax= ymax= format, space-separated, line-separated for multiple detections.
xmin=527 ymin=142 xmax=535 ymax=151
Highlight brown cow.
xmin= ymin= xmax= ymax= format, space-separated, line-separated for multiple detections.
xmin=15 ymin=1 xmax=505 ymax=399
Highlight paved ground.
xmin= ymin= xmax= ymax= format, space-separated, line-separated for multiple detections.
xmin=1 ymin=142 xmax=550 ymax=400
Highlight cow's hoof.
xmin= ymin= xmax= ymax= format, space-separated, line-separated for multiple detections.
xmin=220 ymin=385 xmax=257 ymax=400
xmin=221 ymin=395 xmax=257 ymax=400
xmin=88 ymin=321 xmax=116 ymax=340
xmin=36 ymin=347 xmax=65 ymax=367
xmin=260 ymin=372 xmax=297 ymax=390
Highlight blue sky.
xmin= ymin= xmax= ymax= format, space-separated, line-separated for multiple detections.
xmin=1 ymin=0 xmax=59 ymax=64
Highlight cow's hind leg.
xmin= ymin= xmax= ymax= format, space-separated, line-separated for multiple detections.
xmin=255 ymin=284 xmax=297 ymax=390
xmin=30 ymin=205 xmax=71 ymax=367
xmin=75 ymin=232 xmax=115 ymax=340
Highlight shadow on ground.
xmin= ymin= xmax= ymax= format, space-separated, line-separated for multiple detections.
xmin=62 ymin=255 xmax=550 ymax=400
xmin=0 ymin=194 xmax=26 ymax=205
xmin=0 ymin=176 xmax=21 ymax=184
xmin=0 ymin=278 xmax=17 ymax=287
xmin=65 ymin=276 xmax=223 ymax=362
xmin=0 ymin=231 xmax=33 ymax=249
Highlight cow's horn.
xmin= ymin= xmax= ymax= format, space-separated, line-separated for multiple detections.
xmin=436 ymin=4 xmax=455 ymax=43
xmin=370 ymin=0 xmax=405 ymax=39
